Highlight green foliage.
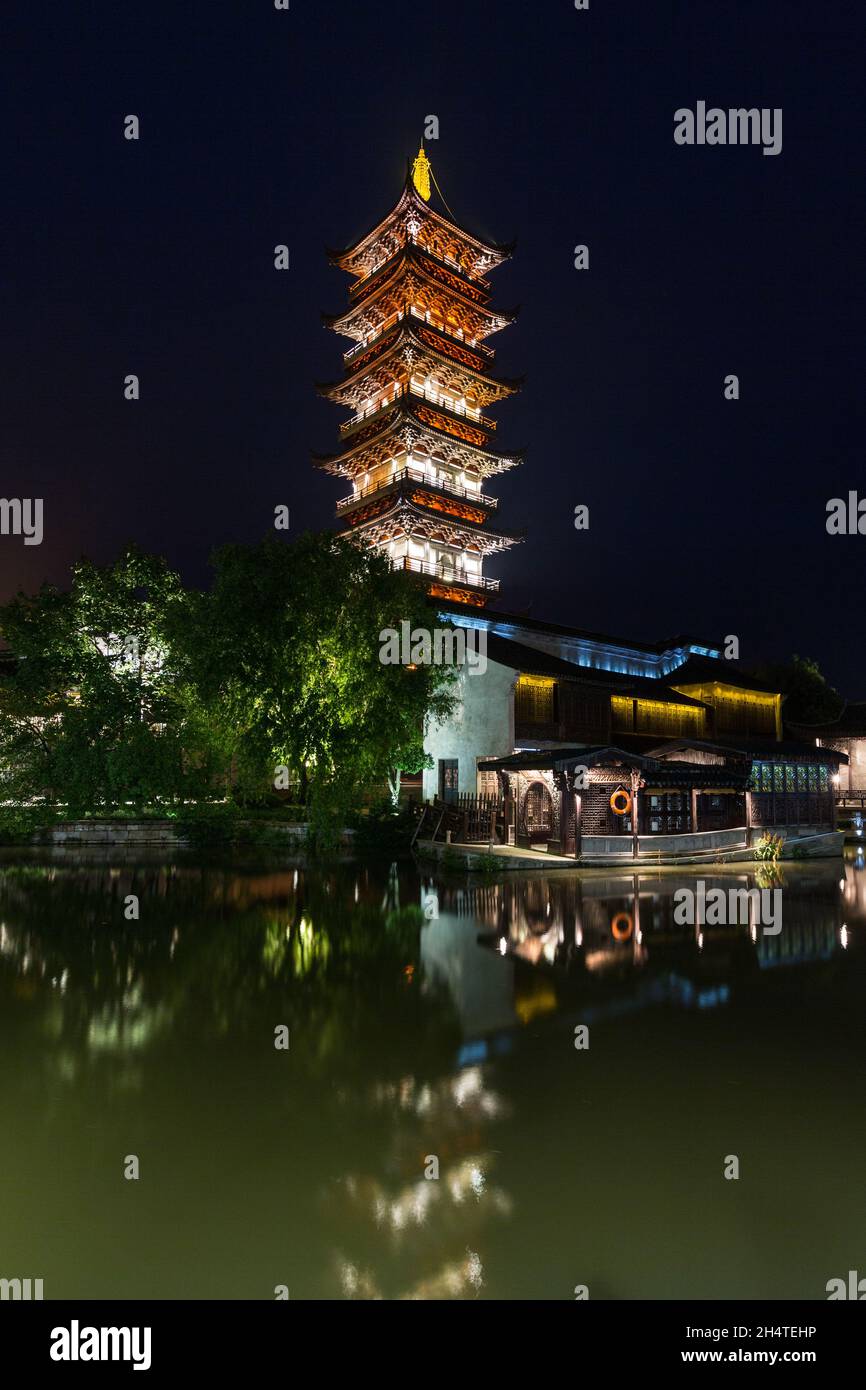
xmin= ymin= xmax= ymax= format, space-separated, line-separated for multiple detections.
xmin=173 ymin=532 xmax=459 ymax=824
xmin=350 ymin=800 xmax=415 ymax=858
xmin=0 ymin=804 xmax=58 ymax=844
xmin=0 ymin=533 xmax=460 ymax=839
xmin=754 ymin=833 xmax=784 ymax=862
xmin=439 ymin=844 xmax=463 ymax=872
xmin=0 ymin=544 xmax=215 ymax=814
xmin=752 ymin=654 xmax=843 ymax=725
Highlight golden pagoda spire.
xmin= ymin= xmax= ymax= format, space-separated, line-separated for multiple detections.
xmin=411 ymin=144 xmax=431 ymax=201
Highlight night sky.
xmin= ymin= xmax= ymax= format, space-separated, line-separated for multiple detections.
xmin=3 ymin=2 xmax=864 ymax=689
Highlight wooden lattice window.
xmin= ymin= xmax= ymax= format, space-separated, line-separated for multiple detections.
xmin=516 ymin=677 xmax=554 ymax=724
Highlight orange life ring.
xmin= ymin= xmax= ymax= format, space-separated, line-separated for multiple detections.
xmin=610 ymin=788 xmax=631 ymax=816
xmin=611 ymin=912 xmax=633 ymax=941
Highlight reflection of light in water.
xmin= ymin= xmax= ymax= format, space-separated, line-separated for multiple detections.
xmin=453 ymin=1067 xmax=482 ymax=1107
xmin=498 ymin=936 xmax=507 ymax=955
xmin=698 ymin=932 xmax=704 ymax=950
xmin=369 ymin=1158 xmax=498 ymax=1231
xmin=841 ymin=925 xmax=849 ymax=949
xmin=407 ymin=1249 xmax=484 ymax=1301
xmin=370 ymin=1068 xmax=505 ymax=1120
xmin=338 ymin=1249 xmax=483 ymax=1301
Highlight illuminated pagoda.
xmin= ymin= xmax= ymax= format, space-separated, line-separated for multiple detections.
xmin=314 ymin=147 xmax=523 ymax=607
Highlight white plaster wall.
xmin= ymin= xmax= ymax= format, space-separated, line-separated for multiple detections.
xmin=422 ymin=657 xmax=517 ymax=799
xmin=849 ymin=737 xmax=866 ymax=790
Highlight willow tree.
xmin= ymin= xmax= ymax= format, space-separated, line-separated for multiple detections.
xmin=177 ymin=533 xmax=459 ymax=810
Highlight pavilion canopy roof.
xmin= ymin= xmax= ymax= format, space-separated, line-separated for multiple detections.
xmin=478 ymin=746 xmax=654 ymax=774
xmin=479 ymin=747 xmax=757 ymax=791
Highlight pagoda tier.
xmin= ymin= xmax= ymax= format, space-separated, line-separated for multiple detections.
xmin=319 ymin=156 xmax=522 ymax=607
xmin=344 ymin=499 xmax=519 ymax=607
xmin=312 ymin=405 xmax=523 ymax=481
xmin=335 ymin=465 xmax=500 ymax=527
xmin=316 ymin=317 xmax=522 ymax=413
xmin=323 ymin=244 xmax=517 ymax=344
xmin=327 ymin=173 xmax=514 ymax=282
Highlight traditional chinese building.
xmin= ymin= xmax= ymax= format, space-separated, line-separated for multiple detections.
xmin=791 ymin=702 xmax=866 ymax=795
xmin=314 ymin=149 xmax=522 ymax=607
xmin=419 ymin=609 xmax=845 ymax=860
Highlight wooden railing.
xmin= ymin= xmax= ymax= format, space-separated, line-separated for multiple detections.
xmin=414 ymin=794 xmax=504 ymax=844
xmin=340 ymin=380 xmax=496 ymax=438
xmin=398 ymin=556 xmax=499 ymax=592
xmin=336 ymin=467 xmax=498 ymax=513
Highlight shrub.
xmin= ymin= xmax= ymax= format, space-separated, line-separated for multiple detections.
xmin=754 ymin=833 xmax=784 ymax=862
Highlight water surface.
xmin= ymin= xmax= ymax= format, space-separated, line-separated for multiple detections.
xmin=1 ymin=848 xmax=864 ymax=1300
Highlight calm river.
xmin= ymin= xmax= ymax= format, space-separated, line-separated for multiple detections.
xmin=1 ymin=848 xmax=864 ymax=1299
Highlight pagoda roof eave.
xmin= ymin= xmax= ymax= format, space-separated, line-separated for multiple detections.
xmin=312 ymin=446 xmax=525 ymax=478
xmin=311 ymin=401 xmax=526 ymax=476
xmin=315 ymin=374 xmax=524 ymax=403
xmin=313 ymin=321 xmax=524 ymax=401
xmin=346 ymin=497 xmax=523 ymax=554
xmin=326 ymin=180 xmax=515 ymax=276
xmin=321 ymin=306 xmax=519 ymax=338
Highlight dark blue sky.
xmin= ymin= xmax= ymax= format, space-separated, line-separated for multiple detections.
xmin=2 ymin=1 xmax=864 ymax=689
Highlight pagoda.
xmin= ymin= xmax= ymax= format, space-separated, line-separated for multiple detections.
xmin=314 ymin=148 xmax=523 ymax=607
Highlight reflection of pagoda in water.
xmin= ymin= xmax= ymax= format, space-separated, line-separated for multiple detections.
xmin=331 ymin=1066 xmax=512 ymax=1300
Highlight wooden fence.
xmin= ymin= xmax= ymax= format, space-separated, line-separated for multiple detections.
xmin=411 ymin=793 xmax=504 ymax=845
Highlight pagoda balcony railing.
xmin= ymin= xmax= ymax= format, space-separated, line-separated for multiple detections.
xmin=343 ymin=308 xmax=494 ymax=364
xmin=397 ymin=555 xmax=499 ymax=592
xmin=336 ymin=466 xmax=499 ymax=514
xmin=340 ymin=380 xmax=496 ymax=439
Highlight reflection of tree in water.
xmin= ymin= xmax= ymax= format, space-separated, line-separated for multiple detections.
xmin=0 ymin=856 xmax=515 ymax=1298
xmin=0 ymin=860 xmax=462 ymax=1082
